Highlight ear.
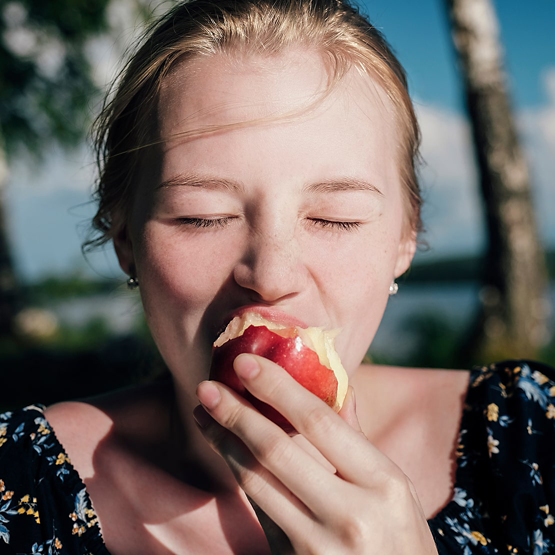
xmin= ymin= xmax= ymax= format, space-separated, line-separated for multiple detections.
xmin=113 ymin=219 xmax=135 ymax=277
xmin=393 ymin=230 xmax=417 ymax=278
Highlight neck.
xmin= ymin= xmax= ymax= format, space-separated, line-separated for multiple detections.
xmin=169 ymin=378 xmax=245 ymax=495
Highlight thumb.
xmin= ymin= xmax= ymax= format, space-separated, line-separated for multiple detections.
xmin=338 ymin=386 xmax=363 ymax=433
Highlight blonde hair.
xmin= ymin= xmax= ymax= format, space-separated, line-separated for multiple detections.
xmin=87 ymin=0 xmax=422 ymax=249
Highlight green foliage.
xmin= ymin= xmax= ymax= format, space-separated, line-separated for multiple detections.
xmin=24 ymin=273 xmax=122 ymax=303
xmin=403 ymin=250 xmax=555 ymax=284
xmin=0 ymin=0 xmax=111 ymax=157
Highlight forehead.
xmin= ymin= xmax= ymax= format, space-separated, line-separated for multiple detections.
xmin=157 ymin=48 xmax=398 ymax=143
xmin=150 ymin=49 xmax=402 ymax=196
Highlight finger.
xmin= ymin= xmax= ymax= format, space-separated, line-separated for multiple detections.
xmin=194 ymin=402 xmax=314 ymax=525
xmin=233 ymin=353 xmax=398 ymax=485
xmin=337 ymin=386 xmax=363 ymax=433
xmin=248 ymin=497 xmax=294 ymax=555
xmin=196 ymin=380 xmax=347 ymax=523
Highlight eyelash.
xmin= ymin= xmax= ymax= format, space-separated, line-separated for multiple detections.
xmin=309 ymin=219 xmax=361 ymax=231
xmin=177 ymin=217 xmax=361 ymax=231
xmin=177 ymin=217 xmax=235 ymax=228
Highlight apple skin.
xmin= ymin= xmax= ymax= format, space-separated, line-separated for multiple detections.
xmin=209 ymin=325 xmax=340 ymax=432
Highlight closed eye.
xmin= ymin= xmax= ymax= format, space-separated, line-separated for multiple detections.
xmin=308 ymin=219 xmax=361 ymax=231
xmin=176 ymin=217 xmax=237 ymax=228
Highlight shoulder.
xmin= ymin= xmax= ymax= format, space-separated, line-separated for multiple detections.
xmin=461 ymin=359 xmax=555 ymax=438
xmin=44 ymin=380 xmax=174 ymax=480
xmin=44 ymin=400 xmax=113 ymax=481
xmin=0 ymin=405 xmax=105 ymax=550
xmin=461 ymin=360 xmax=555 ymax=491
xmin=468 ymin=359 xmax=555 ymax=412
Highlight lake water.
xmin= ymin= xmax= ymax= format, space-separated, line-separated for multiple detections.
xmin=371 ymin=283 xmax=555 ymax=360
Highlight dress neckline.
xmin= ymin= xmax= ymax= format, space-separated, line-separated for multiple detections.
xmin=426 ymin=365 xmax=485 ymax=526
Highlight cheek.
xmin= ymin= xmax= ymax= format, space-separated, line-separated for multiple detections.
xmin=132 ymin=223 xmax=240 ymax=339
xmin=304 ymin=222 xmax=402 ymax=371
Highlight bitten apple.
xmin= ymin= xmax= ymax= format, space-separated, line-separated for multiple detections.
xmin=209 ymin=312 xmax=348 ymax=432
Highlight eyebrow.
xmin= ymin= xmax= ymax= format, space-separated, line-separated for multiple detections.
xmin=156 ymin=174 xmax=382 ymax=195
xmin=304 ymin=178 xmax=383 ymax=195
xmin=156 ymin=174 xmax=245 ymax=193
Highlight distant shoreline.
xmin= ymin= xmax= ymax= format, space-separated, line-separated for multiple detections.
xmin=404 ymin=249 xmax=555 ymax=284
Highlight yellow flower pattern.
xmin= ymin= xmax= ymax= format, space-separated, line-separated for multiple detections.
xmin=471 ymin=530 xmax=488 ymax=545
xmin=487 ymin=434 xmax=500 ymax=456
xmin=428 ymin=361 xmax=555 ymax=554
xmin=0 ymin=405 xmax=102 ymax=552
xmin=486 ymin=403 xmax=499 ymax=421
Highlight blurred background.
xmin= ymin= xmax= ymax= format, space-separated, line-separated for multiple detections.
xmin=0 ymin=0 xmax=554 ymax=410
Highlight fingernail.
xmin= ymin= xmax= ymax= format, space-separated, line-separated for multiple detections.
xmin=234 ymin=354 xmax=260 ymax=379
xmin=196 ymin=381 xmax=221 ymax=410
xmin=193 ymin=405 xmax=213 ymax=429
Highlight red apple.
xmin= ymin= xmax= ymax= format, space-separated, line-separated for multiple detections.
xmin=209 ymin=312 xmax=348 ymax=432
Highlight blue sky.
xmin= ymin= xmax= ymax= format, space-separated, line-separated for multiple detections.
xmin=363 ymin=0 xmax=555 ymax=109
xmin=5 ymin=0 xmax=555 ymax=281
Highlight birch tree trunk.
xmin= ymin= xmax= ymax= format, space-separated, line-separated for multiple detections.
xmin=444 ymin=0 xmax=549 ymax=361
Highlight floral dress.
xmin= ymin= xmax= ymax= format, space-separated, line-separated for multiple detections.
xmin=0 ymin=360 xmax=554 ymax=554
xmin=0 ymin=406 xmax=108 ymax=554
xmin=428 ymin=360 xmax=555 ymax=554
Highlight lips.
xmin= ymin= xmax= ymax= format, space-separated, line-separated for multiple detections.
xmin=215 ymin=306 xmax=309 ymax=341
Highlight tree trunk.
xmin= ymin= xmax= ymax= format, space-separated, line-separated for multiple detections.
xmin=444 ymin=0 xmax=549 ymax=362
xmin=0 ymin=129 xmax=22 ymax=337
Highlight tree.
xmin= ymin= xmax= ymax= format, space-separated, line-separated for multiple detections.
xmin=0 ymin=0 xmax=177 ymax=338
xmin=444 ymin=0 xmax=549 ymax=362
xmin=0 ymin=0 xmax=112 ymax=335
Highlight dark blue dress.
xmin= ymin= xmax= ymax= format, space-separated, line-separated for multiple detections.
xmin=0 ymin=360 xmax=554 ymax=554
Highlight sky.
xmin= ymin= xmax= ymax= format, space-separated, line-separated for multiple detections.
xmin=4 ymin=0 xmax=555 ymax=282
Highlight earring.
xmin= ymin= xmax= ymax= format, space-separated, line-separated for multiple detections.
xmin=127 ymin=276 xmax=139 ymax=290
xmin=388 ymin=281 xmax=398 ymax=295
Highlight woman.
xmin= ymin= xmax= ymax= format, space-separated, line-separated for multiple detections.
xmin=1 ymin=0 xmax=553 ymax=553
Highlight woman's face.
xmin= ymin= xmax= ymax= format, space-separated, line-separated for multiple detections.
xmin=116 ymin=49 xmax=416 ymax=393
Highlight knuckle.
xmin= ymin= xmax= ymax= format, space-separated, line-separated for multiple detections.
xmin=263 ymin=371 xmax=290 ymax=404
xmin=300 ymin=404 xmax=334 ymax=437
xmin=253 ymin=434 xmax=294 ymax=467
xmin=380 ymin=467 xmax=413 ymax=503
xmin=335 ymin=514 xmax=368 ymax=550
xmin=235 ymin=465 xmax=267 ymax=497
xmin=221 ymin=401 xmax=245 ymax=431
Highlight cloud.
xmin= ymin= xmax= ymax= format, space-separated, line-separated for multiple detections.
xmin=414 ymin=101 xmax=484 ymax=255
xmin=415 ymin=100 xmax=477 ymax=186
xmin=517 ymin=67 xmax=555 ymax=245
xmin=534 ymin=67 xmax=555 ymax=150
xmin=413 ymin=68 xmax=555 ymax=255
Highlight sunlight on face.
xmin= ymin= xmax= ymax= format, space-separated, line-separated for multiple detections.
xmin=119 ymin=48 xmax=416 ymax=390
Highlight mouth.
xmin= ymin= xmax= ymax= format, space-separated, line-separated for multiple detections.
xmin=214 ymin=306 xmax=309 ymax=343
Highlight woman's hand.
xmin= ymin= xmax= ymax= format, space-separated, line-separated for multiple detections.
xmin=195 ymin=354 xmax=439 ymax=555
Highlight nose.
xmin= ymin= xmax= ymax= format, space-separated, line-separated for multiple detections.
xmin=233 ymin=226 xmax=307 ymax=303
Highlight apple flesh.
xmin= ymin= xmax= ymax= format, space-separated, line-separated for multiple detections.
xmin=209 ymin=312 xmax=348 ymax=432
